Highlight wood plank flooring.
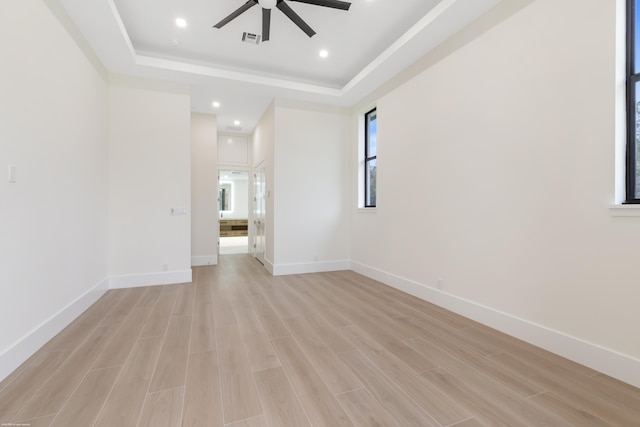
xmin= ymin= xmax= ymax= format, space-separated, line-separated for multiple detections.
xmin=1 ymin=254 xmax=639 ymax=426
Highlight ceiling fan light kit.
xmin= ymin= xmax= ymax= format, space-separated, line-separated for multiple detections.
xmin=213 ymin=0 xmax=351 ymax=42
xmin=258 ymin=0 xmax=277 ymax=9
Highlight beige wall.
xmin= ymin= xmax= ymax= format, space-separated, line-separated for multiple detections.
xmin=273 ymin=102 xmax=351 ymax=273
xmin=0 ymin=0 xmax=109 ymax=379
xmin=252 ymin=101 xmax=351 ymax=274
xmin=351 ymin=0 xmax=640 ymax=383
xmin=191 ymin=113 xmax=218 ymax=266
xmin=108 ymin=75 xmax=191 ymax=281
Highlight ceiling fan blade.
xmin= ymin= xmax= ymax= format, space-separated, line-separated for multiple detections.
xmin=262 ymin=8 xmax=271 ymax=41
xmin=289 ymin=0 xmax=351 ymax=10
xmin=277 ymin=1 xmax=316 ymax=37
xmin=213 ymin=0 xmax=257 ymax=29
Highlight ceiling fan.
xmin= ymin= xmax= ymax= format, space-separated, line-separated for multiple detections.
xmin=213 ymin=0 xmax=352 ymax=41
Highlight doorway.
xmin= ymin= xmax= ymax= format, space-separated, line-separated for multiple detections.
xmin=219 ymin=169 xmax=249 ymax=255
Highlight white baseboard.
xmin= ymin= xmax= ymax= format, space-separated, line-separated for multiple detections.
xmin=350 ymin=261 xmax=640 ymax=389
xmin=109 ymin=269 xmax=193 ymax=289
xmin=0 ymin=277 xmax=109 ymax=383
xmin=191 ymin=255 xmax=218 ymax=266
xmin=273 ymin=260 xmax=350 ymax=276
xmin=263 ymin=258 xmax=275 ymax=275
xmin=1 ymin=268 xmax=194 ymax=382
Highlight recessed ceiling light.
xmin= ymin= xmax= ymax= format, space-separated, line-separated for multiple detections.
xmin=176 ymin=17 xmax=187 ymax=28
xmin=319 ymin=49 xmax=329 ymax=58
xmin=234 ymin=120 xmax=241 ymax=126
xmin=170 ymin=39 xmax=180 ymax=47
xmin=212 ymin=101 xmax=221 ymax=108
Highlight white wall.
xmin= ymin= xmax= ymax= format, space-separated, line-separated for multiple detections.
xmin=351 ymin=0 xmax=640 ymax=385
xmin=0 ymin=0 xmax=108 ymax=380
xmin=191 ymin=113 xmax=218 ymax=266
xmin=233 ymin=178 xmax=249 ymax=219
xmin=273 ymin=102 xmax=351 ymax=274
xmin=108 ymin=75 xmax=192 ymax=286
xmin=218 ymin=134 xmax=249 ymax=166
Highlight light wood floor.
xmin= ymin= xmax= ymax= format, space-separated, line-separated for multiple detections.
xmin=1 ymin=254 xmax=639 ymax=427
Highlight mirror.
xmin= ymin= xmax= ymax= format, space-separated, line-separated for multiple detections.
xmin=219 ymin=170 xmax=249 ymax=217
xmin=219 ymin=183 xmax=232 ymax=212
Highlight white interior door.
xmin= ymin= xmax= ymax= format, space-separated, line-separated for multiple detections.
xmin=253 ymin=164 xmax=266 ymax=265
xmin=217 ymin=170 xmax=221 ymax=258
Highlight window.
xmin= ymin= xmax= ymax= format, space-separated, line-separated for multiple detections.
xmin=365 ymin=108 xmax=377 ymax=207
xmin=627 ymin=0 xmax=640 ymax=202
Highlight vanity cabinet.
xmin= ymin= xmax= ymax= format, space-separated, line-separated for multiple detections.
xmin=219 ymin=219 xmax=248 ymax=237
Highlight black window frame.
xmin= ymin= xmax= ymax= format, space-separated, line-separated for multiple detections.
xmin=364 ymin=108 xmax=377 ymax=208
xmin=627 ymin=0 xmax=640 ymax=203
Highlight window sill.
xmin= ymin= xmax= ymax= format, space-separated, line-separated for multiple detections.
xmin=357 ymin=207 xmax=377 ymax=213
xmin=609 ymin=204 xmax=640 ymax=217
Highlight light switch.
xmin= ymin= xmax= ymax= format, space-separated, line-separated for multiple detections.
xmin=8 ymin=165 xmax=16 ymax=183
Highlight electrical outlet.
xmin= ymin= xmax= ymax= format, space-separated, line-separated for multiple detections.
xmin=437 ymin=279 xmax=443 ymax=290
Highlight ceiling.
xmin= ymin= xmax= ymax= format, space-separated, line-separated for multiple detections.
xmin=58 ymin=0 xmax=504 ymax=134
